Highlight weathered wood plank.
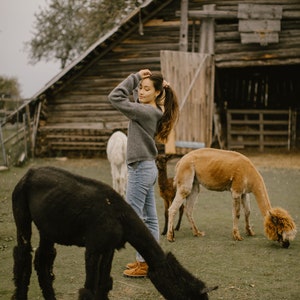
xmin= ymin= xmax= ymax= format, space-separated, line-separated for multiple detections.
xmin=238 ymin=4 xmax=282 ymax=20
xmin=48 ymin=104 xmax=112 ymax=110
xmin=239 ymin=20 xmax=281 ymax=32
xmin=217 ymin=57 xmax=300 ymax=67
xmin=199 ymin=4 xmax=215 ymax=53
xmin=186 ymin=5 xmax=299 ymax=19
xmin=179 ymin=0 xmax=189 ymax=51
xmin=50 ymin=142 xmax=106 ymax=149
xmin=215 ymin=47 xmax=300 ymax=62
xmin=240 ymin=32 xmax=279 ymax=45
xmin=161 ymin=50 xmax=214 ymax=153
xmin=187 ymin=9 xmax=236 ymax=19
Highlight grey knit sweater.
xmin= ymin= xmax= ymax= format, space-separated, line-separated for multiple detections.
xmin=108 ymin=72 xmax=163 ymax=164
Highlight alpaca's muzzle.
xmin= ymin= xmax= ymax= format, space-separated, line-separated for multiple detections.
xmin=278 ymin=232 xmax=290 ymax=248
xmin=281 ymin=240 xmax=290 ymax=248
xmin=279 ymin=229 xmax=297 ymax=248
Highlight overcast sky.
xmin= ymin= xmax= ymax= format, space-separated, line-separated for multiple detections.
xmin=0 ymin=0 xmax=60 ymax=98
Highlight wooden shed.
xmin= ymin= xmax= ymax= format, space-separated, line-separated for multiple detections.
xmin=29 ymin=0 xmax=300 ymax=157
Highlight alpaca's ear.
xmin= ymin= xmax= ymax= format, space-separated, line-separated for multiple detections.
xmin=268 ymin=211 xmax=278 ymax=225
xmin=200 ymin=285 xmax=218 ymax=294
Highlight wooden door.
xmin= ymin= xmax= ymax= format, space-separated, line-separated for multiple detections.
xmin=160 ymin=50 xmax=215 ymax=154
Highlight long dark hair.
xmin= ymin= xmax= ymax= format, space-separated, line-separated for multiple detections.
xmin=148 ymin=72 xmax=179 ymax=143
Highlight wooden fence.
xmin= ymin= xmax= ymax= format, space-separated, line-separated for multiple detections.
xmin=0 ymin=100 xmax=33 ymax=168
xmin=227 ymin=109 xmax=297 ymax=151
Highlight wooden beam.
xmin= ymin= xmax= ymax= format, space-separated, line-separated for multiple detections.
xmin=238 ymin=4 xmax=282 ymax=20
xmin=239 ymin=20 xmax=281 ymax=32
xmin=176 ymin=9 xmax=300 ymax=20
xmin=240 ymin=32 xmax=279 ymax=45
xmin=199 ymin=4 xmax=215 ymax=54
xmin=187 ymin=10 xmax=236 ymax=19
xmin=179 ymin=0 xmax=189 ymax=52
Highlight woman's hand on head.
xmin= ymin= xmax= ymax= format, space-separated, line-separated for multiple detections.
xmin=163 ymin=80 xmax=169 ymax=88
xmin=139 ymin=69 xmax=152 ymax=79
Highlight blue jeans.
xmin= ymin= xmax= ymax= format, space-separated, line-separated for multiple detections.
xmin=126 ymin=160 xmax=159 ymax=262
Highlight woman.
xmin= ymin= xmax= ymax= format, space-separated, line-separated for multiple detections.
xmin=108 ymin=69 xmax=179 ymax=277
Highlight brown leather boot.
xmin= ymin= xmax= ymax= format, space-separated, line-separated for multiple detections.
xmin=126 ymin=261 xmax=138 ymax=269
xmin=123 ymin=262 xmax=148 ymax=278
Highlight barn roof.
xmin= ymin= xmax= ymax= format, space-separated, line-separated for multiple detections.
xmin=30 ymin=0 xmax=171 ymax=102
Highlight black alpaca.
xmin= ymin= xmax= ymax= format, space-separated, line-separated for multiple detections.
xmin=12 ymin=166 xmax=217 ymax=300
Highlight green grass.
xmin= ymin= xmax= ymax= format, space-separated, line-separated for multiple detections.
xmin=0 ymin=157 xmax=299 ymax=299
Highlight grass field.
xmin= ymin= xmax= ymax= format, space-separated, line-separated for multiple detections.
xmin=0 ymin=152 xmax=299 ymax=299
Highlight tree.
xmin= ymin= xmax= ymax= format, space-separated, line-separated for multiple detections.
xmin=26 ymin=0 xmax=145 ymax=69
xmin=0 ymin=76 xmax=21 ymax=99
xmin=0 ymin=76 xmax=21 ymax=112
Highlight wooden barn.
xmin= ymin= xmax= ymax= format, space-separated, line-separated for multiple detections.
xmin=28 ymin=0 xmax=300 ymax=157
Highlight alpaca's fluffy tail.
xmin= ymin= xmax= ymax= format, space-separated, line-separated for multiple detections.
xmin=12 ymin=171 xmax=33 ymax=299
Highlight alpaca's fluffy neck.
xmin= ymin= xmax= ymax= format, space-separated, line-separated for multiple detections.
xmin=251 ymin=172 xmax=272 ymax=216
xmin=158 ymin=165 xmax=168 ymax=188
xmin=125 ymin=212 xmax=166 ymax=265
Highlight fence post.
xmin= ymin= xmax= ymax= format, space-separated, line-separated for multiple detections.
xmin=0 ymin=126 xmax=8 ymax=166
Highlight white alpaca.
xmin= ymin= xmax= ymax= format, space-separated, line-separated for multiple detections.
xmin=106 ymin=131 xmax=127 ymax=198
xmin=167 ymin=148 xmax=297 ymax=248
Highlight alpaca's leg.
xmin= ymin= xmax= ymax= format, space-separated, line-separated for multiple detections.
xmin=167 ymin=193 xmax=186 ymax=242
xmin=110 ymin=164 xmax=118 ymax=192
xmin=232 ymin=195 xmax=243 ymax=241
xmin=80 ymin=249 xmax=114 ymax=300
xmin=116 ymin=164 xmax=125 ymax=197
xmin=119 ymin=176 xmax=125 ymax=198
xmin=162 ymin=204 xmax=169 ymax=235
xmin=116 ymin=175 xmax=122 ymax=196
xmin=168 ymin=171 xmax=196 ymax=242
xmin=95 ymin=250 xmax=114 ymax=299
xmin=113 ymin=163 xmax=127 ymax=198
xmin=12 ymin=191 xmax=33 ymax=300
xmin=34 ymin=236 xmax=56 ymax=300
xmin=120 ymin=162 xmax=127 ymax=198
xmin=185 ymin=182 xmax=204 ymax=237
xmin=12 ymin=230 xmax=33 ymax=300
xmin=175 ymin=204 xmax=184 ymax=231
xmin=81 ymin=248 xmax=99 ymax=298
xmin=241 ymin=194 xmax=255 ymax=236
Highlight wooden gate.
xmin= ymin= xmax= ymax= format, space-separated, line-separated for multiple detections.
xmin=160 ymin=50 xmax=215 ymax=154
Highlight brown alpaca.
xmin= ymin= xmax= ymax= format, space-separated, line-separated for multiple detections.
xmin=155 ymin=154 xmax=184 ymax=235
xmin=167 ymin=148 xmax=297 ymax=248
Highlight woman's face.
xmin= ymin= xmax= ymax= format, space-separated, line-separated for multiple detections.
xmin=138 ymin=78 xmax=160 ymax=106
